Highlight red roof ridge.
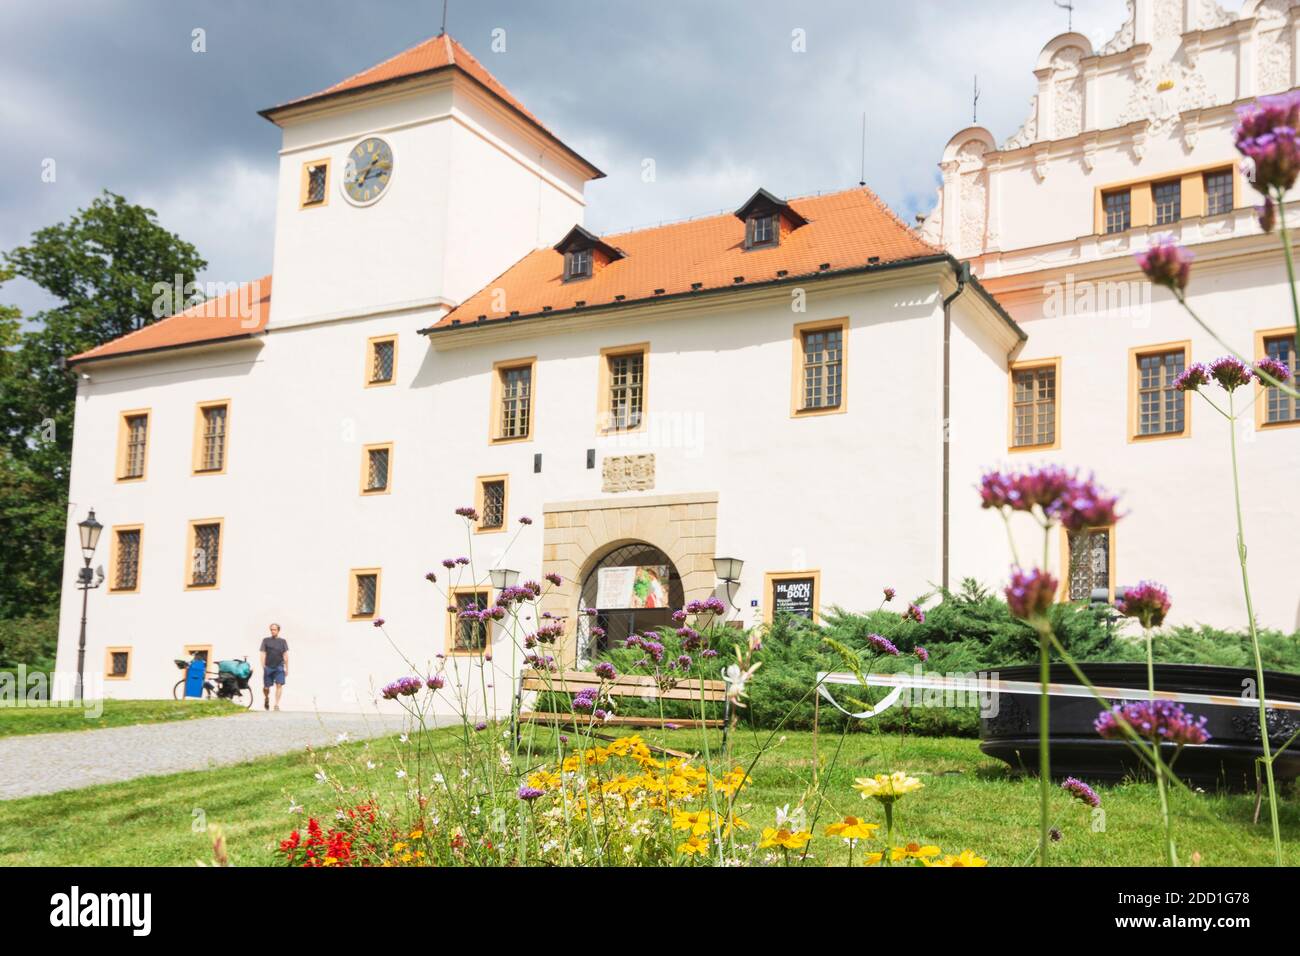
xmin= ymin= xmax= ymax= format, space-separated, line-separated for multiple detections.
xmin=433 ymin=186 xmax=943 ymax=331
xmin=71 ymin=275 xmax=272 ymax=364
xmin=259 ymin=32 xmax=602 ymax=177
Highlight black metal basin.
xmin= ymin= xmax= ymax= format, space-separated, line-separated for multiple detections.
xmin=979 ymin=662 xmax=1300 ymax=791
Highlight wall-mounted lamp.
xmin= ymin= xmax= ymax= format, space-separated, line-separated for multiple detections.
xmin=713 ymin=556 xmax=744 ymax=611
xmin=489 ymin=567 xmax=520 ymax=590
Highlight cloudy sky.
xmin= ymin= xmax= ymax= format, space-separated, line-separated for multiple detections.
xmin=0 ymin=0 xmax=1136 ymax=317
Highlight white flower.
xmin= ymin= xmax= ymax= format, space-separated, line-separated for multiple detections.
xmin=335 ymin=732 xmax=350 ymax=744
xmin=399 ymin=733 xmax=409 ymax=743
xmin=314 ymin=771 xmax=328 ymax=783
xmin=288 ymin=801 xmax=303 ymax=814
xmin=432 ymin=773 xmax=445 ymax=786
xmin=366 ymin=760 xmax=376 ymax=770
xmin=471 ymin=805 xmax=481 ymax=816
xmin=396 ymin=769 xmax=407 ymax=779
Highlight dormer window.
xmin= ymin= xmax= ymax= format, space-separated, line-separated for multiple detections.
xmin=554 ymin=225 xmax=624 ymax=283
xmin=748 ymin=213 xmax=778 ymax=248
xmin=735 ymin=188 xmax=806 ymax=251
xmin=566 ymin=248 xmax=592 ymax=281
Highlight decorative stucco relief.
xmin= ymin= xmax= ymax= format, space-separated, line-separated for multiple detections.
xmin=601 ymin=454 xmax=655 ymax=493
xmin=1257 ymin=9 xmax=1294 ymax=96
xmin=1100 ymin=0 xmax=1136 ymax=56
xmin=1115 ymin=52 xmax=1214 ymax=138
xmin=1197 ymin=0 xmax=1235 ymax=30
xmin=1051 ymin=47 xmax=1085 ymax=140
xmin=1002 ymin=97 xmax=1039 ymax=150
xmin=957 ymin=141 xmax=989 ymax=255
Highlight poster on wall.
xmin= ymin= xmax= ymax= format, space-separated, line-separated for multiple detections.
xmin=596 ymin=566 xmax=670 ymax=609
xmin=771 ymin=576 xmax=816 ymax=620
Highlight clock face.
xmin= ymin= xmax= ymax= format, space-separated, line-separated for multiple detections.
xmin=342 ymin=137 xmax=394 ymax=205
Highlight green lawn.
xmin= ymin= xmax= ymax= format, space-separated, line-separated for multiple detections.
xmin=1 ymin=723 xmax=1295 ymax=866
xmin=0 ymin=699 xmax=243 ymax=737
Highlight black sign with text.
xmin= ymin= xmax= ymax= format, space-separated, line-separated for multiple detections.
xmin=771 ymin=577 xmax=815 ymax=620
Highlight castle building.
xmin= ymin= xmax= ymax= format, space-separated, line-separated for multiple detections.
xmin=57 ymin=4 xmax=1300 ymax=713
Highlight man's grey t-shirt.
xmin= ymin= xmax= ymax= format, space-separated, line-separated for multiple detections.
xmin=260 ymin=636 xmax=288 ymax=669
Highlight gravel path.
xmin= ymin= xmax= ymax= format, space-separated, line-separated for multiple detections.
xmin=0 ymin=711 xmax=432 ymax=800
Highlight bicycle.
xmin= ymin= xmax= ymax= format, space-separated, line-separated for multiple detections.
xmin=172 ymin=655 xmax=255 ymax=709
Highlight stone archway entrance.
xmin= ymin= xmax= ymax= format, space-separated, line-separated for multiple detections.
xmin=540 ymin=492 xmax=719 ymax=665
xmin=576 ymin=542 xmax=684 ymax=664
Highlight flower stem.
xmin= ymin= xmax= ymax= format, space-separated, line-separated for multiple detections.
xmin=1274 ymin=187 xmax=1300 ymax=362
xmin=1145 ymin=627 xmax=1176 ymax=866
xmin=1038 ymin=623 xmax=1050 ymax=867
xmin=1227 ymin=389 xmax=1284 ymax=866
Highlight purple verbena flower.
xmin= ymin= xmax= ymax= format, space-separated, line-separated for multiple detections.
xmin=518 ymin=516 xmax=533 ymax=525
xmin=455 ymin=506 xmax=480 ymax=521
xmin=1115 ymin=581 xmax=1171 ymax=629
xmin=883 ymin=587 xmax=896 ymax=603
xmin=1061 ymin=776 xmax=1101 ymax=808
xmin=867 ymin=633 xmax=900 ymax=656
xmin=1174 ymin=363 xmax=1210 ymax=393
xmin=1135 ymin=235 xmax=1194 ymax=293
xmin=517 ymin=785 xmax=545 ymax=801
xmin=594 ymin=662 xmax=617 ymax=681
xmin=1095 ymin=700 xmax=1211 ymax=747
xmin=915 ymin=645 xmax=930 ymax=663
xmin=1209 ymin=355 xmax=1253 ymax=393
xmin=1255 ymin=355 xmax=1292 ymax=385
xmin=1005 ymin=567 xmax=1059 ymax=622
xmin=1234 ymin=92 xmax=1300 ymax=194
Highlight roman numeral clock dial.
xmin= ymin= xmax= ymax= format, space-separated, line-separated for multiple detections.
xmin=342 ymin=136 xmax=394 ymax=205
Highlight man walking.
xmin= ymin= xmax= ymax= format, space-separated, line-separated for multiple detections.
xmin=259 ymin=623 xmax=289 ymax=711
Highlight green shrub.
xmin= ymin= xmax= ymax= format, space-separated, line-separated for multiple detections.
xmin=544 ymin=580 xmax=1300 ymax=740
xmin=0 ymin=615 xmax=58 ymax=676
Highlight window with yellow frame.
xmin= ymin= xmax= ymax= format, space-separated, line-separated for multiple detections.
xmin=115 ymin=409 xmax=150 ymax=481
xmin=447 ymin=587 xmax=493 ymax=654
xmin=1127 ymin=342 xmax=1190 ymax=442
xmin=1008 ymin=358 xmax=1061 ymax=451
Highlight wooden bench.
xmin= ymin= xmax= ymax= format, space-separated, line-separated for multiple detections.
xmin=515 ymin=669 xmax=730 ymax=754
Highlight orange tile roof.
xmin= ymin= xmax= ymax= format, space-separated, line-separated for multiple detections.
xmin=431 ymin=188 xmax=943 ymax=330
xmin=70 ymin=276 xmax=271 ymax=365
xmin=261 ymin=33 xmax=602 ymax=177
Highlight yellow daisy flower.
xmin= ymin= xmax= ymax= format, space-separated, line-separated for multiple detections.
xmin=891 ymin=842 xmax=942 ymax=861
xmin=677 ymin=834 xmax=710 ymax=856
xmin=926 ymin=849 xmax=989 ymax=868
xmin=759 ymin=827 xmax=812 ymax=850
xmin=853 ymin=771 xmax=924 ymax=804
xmin=861 ymin=851 xmax=885 ymax=865
xmin=826 ymin=816 xmax=880 ymax=840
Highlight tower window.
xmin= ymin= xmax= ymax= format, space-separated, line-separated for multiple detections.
xmin=300 ymin=159 xmax=330 ymax=208
xmin=367 ymin=336 xmax=397 ymax=386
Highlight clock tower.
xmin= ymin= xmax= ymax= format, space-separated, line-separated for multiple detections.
xmin=259 ymin=33 xmax=603 ymax=330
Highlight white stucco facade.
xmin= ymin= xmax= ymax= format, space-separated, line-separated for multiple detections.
xmin=55 ymin=3 xmax=1300 ymax=715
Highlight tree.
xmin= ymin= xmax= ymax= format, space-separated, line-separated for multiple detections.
xmin=0 ymin=191 xmax=206 ymax=620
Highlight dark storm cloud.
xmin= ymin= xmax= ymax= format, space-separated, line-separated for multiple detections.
xmin=0 ymin=0 xmax=1131 ymax=316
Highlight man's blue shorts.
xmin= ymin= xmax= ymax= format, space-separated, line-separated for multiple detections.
xmin=264 ymin=665 xmax=286 ymax=686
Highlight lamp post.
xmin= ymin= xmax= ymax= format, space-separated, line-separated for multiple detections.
xmin=712 ymin=556 xmax=744 ymax=611
xmin=75 ymin=509 xmax=105 ymax=701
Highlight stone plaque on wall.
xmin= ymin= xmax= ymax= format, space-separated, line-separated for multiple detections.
xmin=602 ymin=454 xmax=655 ymax=493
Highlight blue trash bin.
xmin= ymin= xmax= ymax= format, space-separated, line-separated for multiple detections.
xmin=184 ymin=657 xmax=207 ymax=698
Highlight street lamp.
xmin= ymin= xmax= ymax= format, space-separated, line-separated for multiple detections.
xmin=712 ymin=556 xmax=744 ymax=611
xmin=75 ymin=509 xmax=105 ymax=701
xmin=489 ymin=567 xmax=520 ymax=590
